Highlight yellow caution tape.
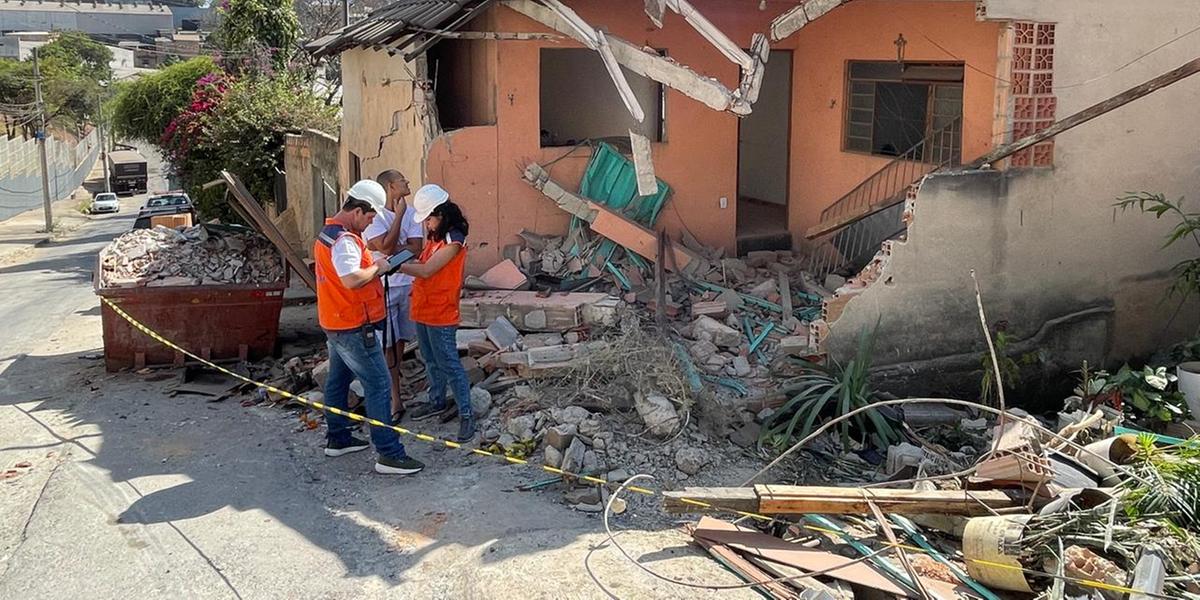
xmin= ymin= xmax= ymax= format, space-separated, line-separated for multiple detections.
xmin=97 ymin=296 xmax=1171 ymax=599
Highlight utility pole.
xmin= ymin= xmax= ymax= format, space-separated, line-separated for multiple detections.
xmin=342 ymin=0 xmax=350 ymax=27
xmin=33 ymin=47 xmax=53 ymax=233
xmin=98 ymin=85 xmax=111 ymax=193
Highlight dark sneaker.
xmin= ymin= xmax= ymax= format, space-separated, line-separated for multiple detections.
xmin=439 ymin=405 xmax=460 ymax=424
xmin=325 ymin=436 xmax=370 ymax=457
xmin=409 ymin=402 xmax=453 ymax=422
xmin=375 ymin=455 xmax=425 ymax=475
xmin=457 ymin=418 xmax=477 ymax=443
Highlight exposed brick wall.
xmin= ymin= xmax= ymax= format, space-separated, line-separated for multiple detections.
xmin=1009 ymin=21 xmax=1057 ymax=167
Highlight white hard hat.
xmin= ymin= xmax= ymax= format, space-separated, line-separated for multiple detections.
xmin=347 ymin=179 xmax=386 ymax=213
xmin=411 ymin=184 xmax=449 ymax=223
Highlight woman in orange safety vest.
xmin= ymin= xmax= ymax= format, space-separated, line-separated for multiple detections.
xmin=398 ymin=184 xmax=476 ymax=443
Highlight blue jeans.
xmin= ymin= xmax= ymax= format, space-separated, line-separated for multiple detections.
xmin=324 ymin=328 xmax=408 ymax=459
xmin=415 ymin=323 xmax=472 ymax=421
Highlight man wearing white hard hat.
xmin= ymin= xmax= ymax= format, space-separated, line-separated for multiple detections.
xmin=397 ymin=184 xmax=477 ymax=443
xmin=312 ymin=179 xmax=424 ymax=475
xmin=364 ymin=169 xmax=423 ymax=423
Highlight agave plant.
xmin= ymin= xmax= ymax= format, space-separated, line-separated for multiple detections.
xmin=759 ymin=324 xmax=900 ymax=452
xmin=1121 ymin=434 xmax=1200 ymax=529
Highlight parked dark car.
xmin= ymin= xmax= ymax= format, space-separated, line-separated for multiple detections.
xmin=133 ymin=192 xmax=194 ymax=229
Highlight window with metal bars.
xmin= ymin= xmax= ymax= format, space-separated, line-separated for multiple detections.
xmin=844 ymin=61 xmax=964 ymax=161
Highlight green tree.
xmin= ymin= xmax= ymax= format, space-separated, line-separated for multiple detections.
xmin=0 ymin=33 xmax=115 ymax=135
xmin=212 ymin=0 xmax=300 ymax=68
xmin=169 ymin=73 xmax=337 ymax=219
xmin=109 ymin=57 xmax=219 ymax=143
xmin=38 ymin=32 xmax=113 ymax=82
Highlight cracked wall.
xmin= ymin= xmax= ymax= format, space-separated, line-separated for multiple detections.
xmin=340 ymin=49 xmax=435 ymax=200
xmin=277 ymin=129 xmax=340 ymax=259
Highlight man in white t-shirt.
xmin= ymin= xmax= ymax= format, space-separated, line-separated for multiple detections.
xmin=365 ymin=169 xmax=424 ymax=421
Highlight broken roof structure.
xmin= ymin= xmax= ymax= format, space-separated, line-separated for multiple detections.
xmin=307 ymin=0 xmax=496 ymax=60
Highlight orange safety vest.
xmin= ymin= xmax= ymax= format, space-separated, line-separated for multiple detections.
xmin=313 ymin=220 xmax=386 ymax=331
xmin=411 ymin=233 xmax=467 ymax=327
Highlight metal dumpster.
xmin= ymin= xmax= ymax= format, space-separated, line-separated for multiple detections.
xmin=95 ymin=257 xmax=288 ymax=372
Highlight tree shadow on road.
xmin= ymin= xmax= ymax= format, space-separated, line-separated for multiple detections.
xmin=0 ymin=339 xmax=697 ymax=596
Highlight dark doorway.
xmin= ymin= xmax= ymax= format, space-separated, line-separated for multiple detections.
xmin=736 ymin=50 xmax=792 ymax=254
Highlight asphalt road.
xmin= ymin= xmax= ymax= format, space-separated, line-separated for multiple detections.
xmin=0 ymin=162 xmax=751 ymax=598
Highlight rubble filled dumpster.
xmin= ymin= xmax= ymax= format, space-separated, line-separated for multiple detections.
xmin=94 ymin=223 xmax=289 ymax=372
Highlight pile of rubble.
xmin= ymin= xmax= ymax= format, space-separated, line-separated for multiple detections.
xmin=100 ymin=225 xmax=285 ymax=288
xmin=665 ymin=406 xmax=1200 ymax=599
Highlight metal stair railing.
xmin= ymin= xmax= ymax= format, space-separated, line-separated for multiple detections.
xmin=806 ymin=118 xmax=962 ymax=279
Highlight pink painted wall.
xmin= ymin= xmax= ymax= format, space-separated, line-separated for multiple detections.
xmin=420 ymin=0 xmax=1001 ymax=271
xmin=785 ymin=1 xmax=1003 ymax=240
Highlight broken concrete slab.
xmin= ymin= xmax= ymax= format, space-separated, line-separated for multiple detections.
xmin=644 ymin=0 xmax=665 ymax=28
xmin=486 ymin=316 xmax=521 ymax=350
xmin=545 ymin=424 xmax=578 ymax=451
xmin=634 ymin=393 xmax=680 ymax=438
xmin=674 ymin=447 xmax=709 ymax=475
xmin=748 ymin=279 xmax=777 ymax=299
xmin=778 ymin=335 xmax=810 ymax=356
xmin=770 ymin=0 xmax=845 ymax=42
xmin=544 ymin=445 xmax=562 ymax=468
xmin=552 ymin=405 xmax=593 ymax=427
xmin=456 ymin=329 xmax=489 ymax=351
xmin=522 ymin=332 xmax=565 ymax=348
xmin=596 ymin=30 xmax=647 ymax=122
xmin=521 ymin=163 xmax=597 ymax=222
xmin=693 ymin=315 xmax=741 ymax=348
xmin=504 ymin=0 xmax=734 ymax=112
xmin=523 ymin=309 xmax=548 ymax=330
xmin=460 ymin=291 xmax=622 ymax=331
xmin=506 ymin=414 xmax=536 ymax=440
xmin=469 ymin=259 xmax=529 ymax=290
xmin=499 ymin=342 xmax=608 ymax=369
xmin=560 ymin=437 xmax=587 ymax=474
xmin=730 ymin=355 xmax=752 ymax=377
xmin=629 ymin=129 xmax=657 ymax=197
xmin=688 ymin=339 xmax=719 ymax=362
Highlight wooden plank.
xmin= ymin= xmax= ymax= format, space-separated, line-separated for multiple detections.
xmin=587 ymin=201 xmax=700 ymax=271
xmin=220 ymin=171 xmax=317 ymax=291
xmin=689 ymin=527 xmax=806 ymax=600
xmin=665 ymin=485 xmax=1028 ymax=516
xmin=755 ymin=485 xmax=1028 ymax=516
xmin=972 ymin=56 xmax=1200 ymax=168
xmin=692 ymin=518 xmax=912 ymax=597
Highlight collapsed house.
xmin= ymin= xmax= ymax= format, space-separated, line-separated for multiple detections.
xmin=284 ymin=0 xmax=1200 ymax=388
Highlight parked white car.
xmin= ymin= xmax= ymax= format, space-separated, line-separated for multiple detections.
xmin=90 ymin=192 xmax=120 ymax=214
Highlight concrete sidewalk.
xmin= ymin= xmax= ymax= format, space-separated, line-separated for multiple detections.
xmin=0 ymin=188 xmax=95 ymax=265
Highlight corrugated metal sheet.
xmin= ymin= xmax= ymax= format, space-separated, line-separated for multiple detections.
xmin=306 ymin=0 xmax=494 ymax=59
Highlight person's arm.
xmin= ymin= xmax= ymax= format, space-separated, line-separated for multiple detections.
xmin=339 ymin=260 xmax=386 ymax=289
xmin=401 ymin=236 xmax=423 ymax=255
xmin=366 ymin=211 xmax=406 ymax=253
xmin=400 ymin=243 xmax=461 ymax=279
xmin=333 ymin=237 xmax=386 ymax=289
